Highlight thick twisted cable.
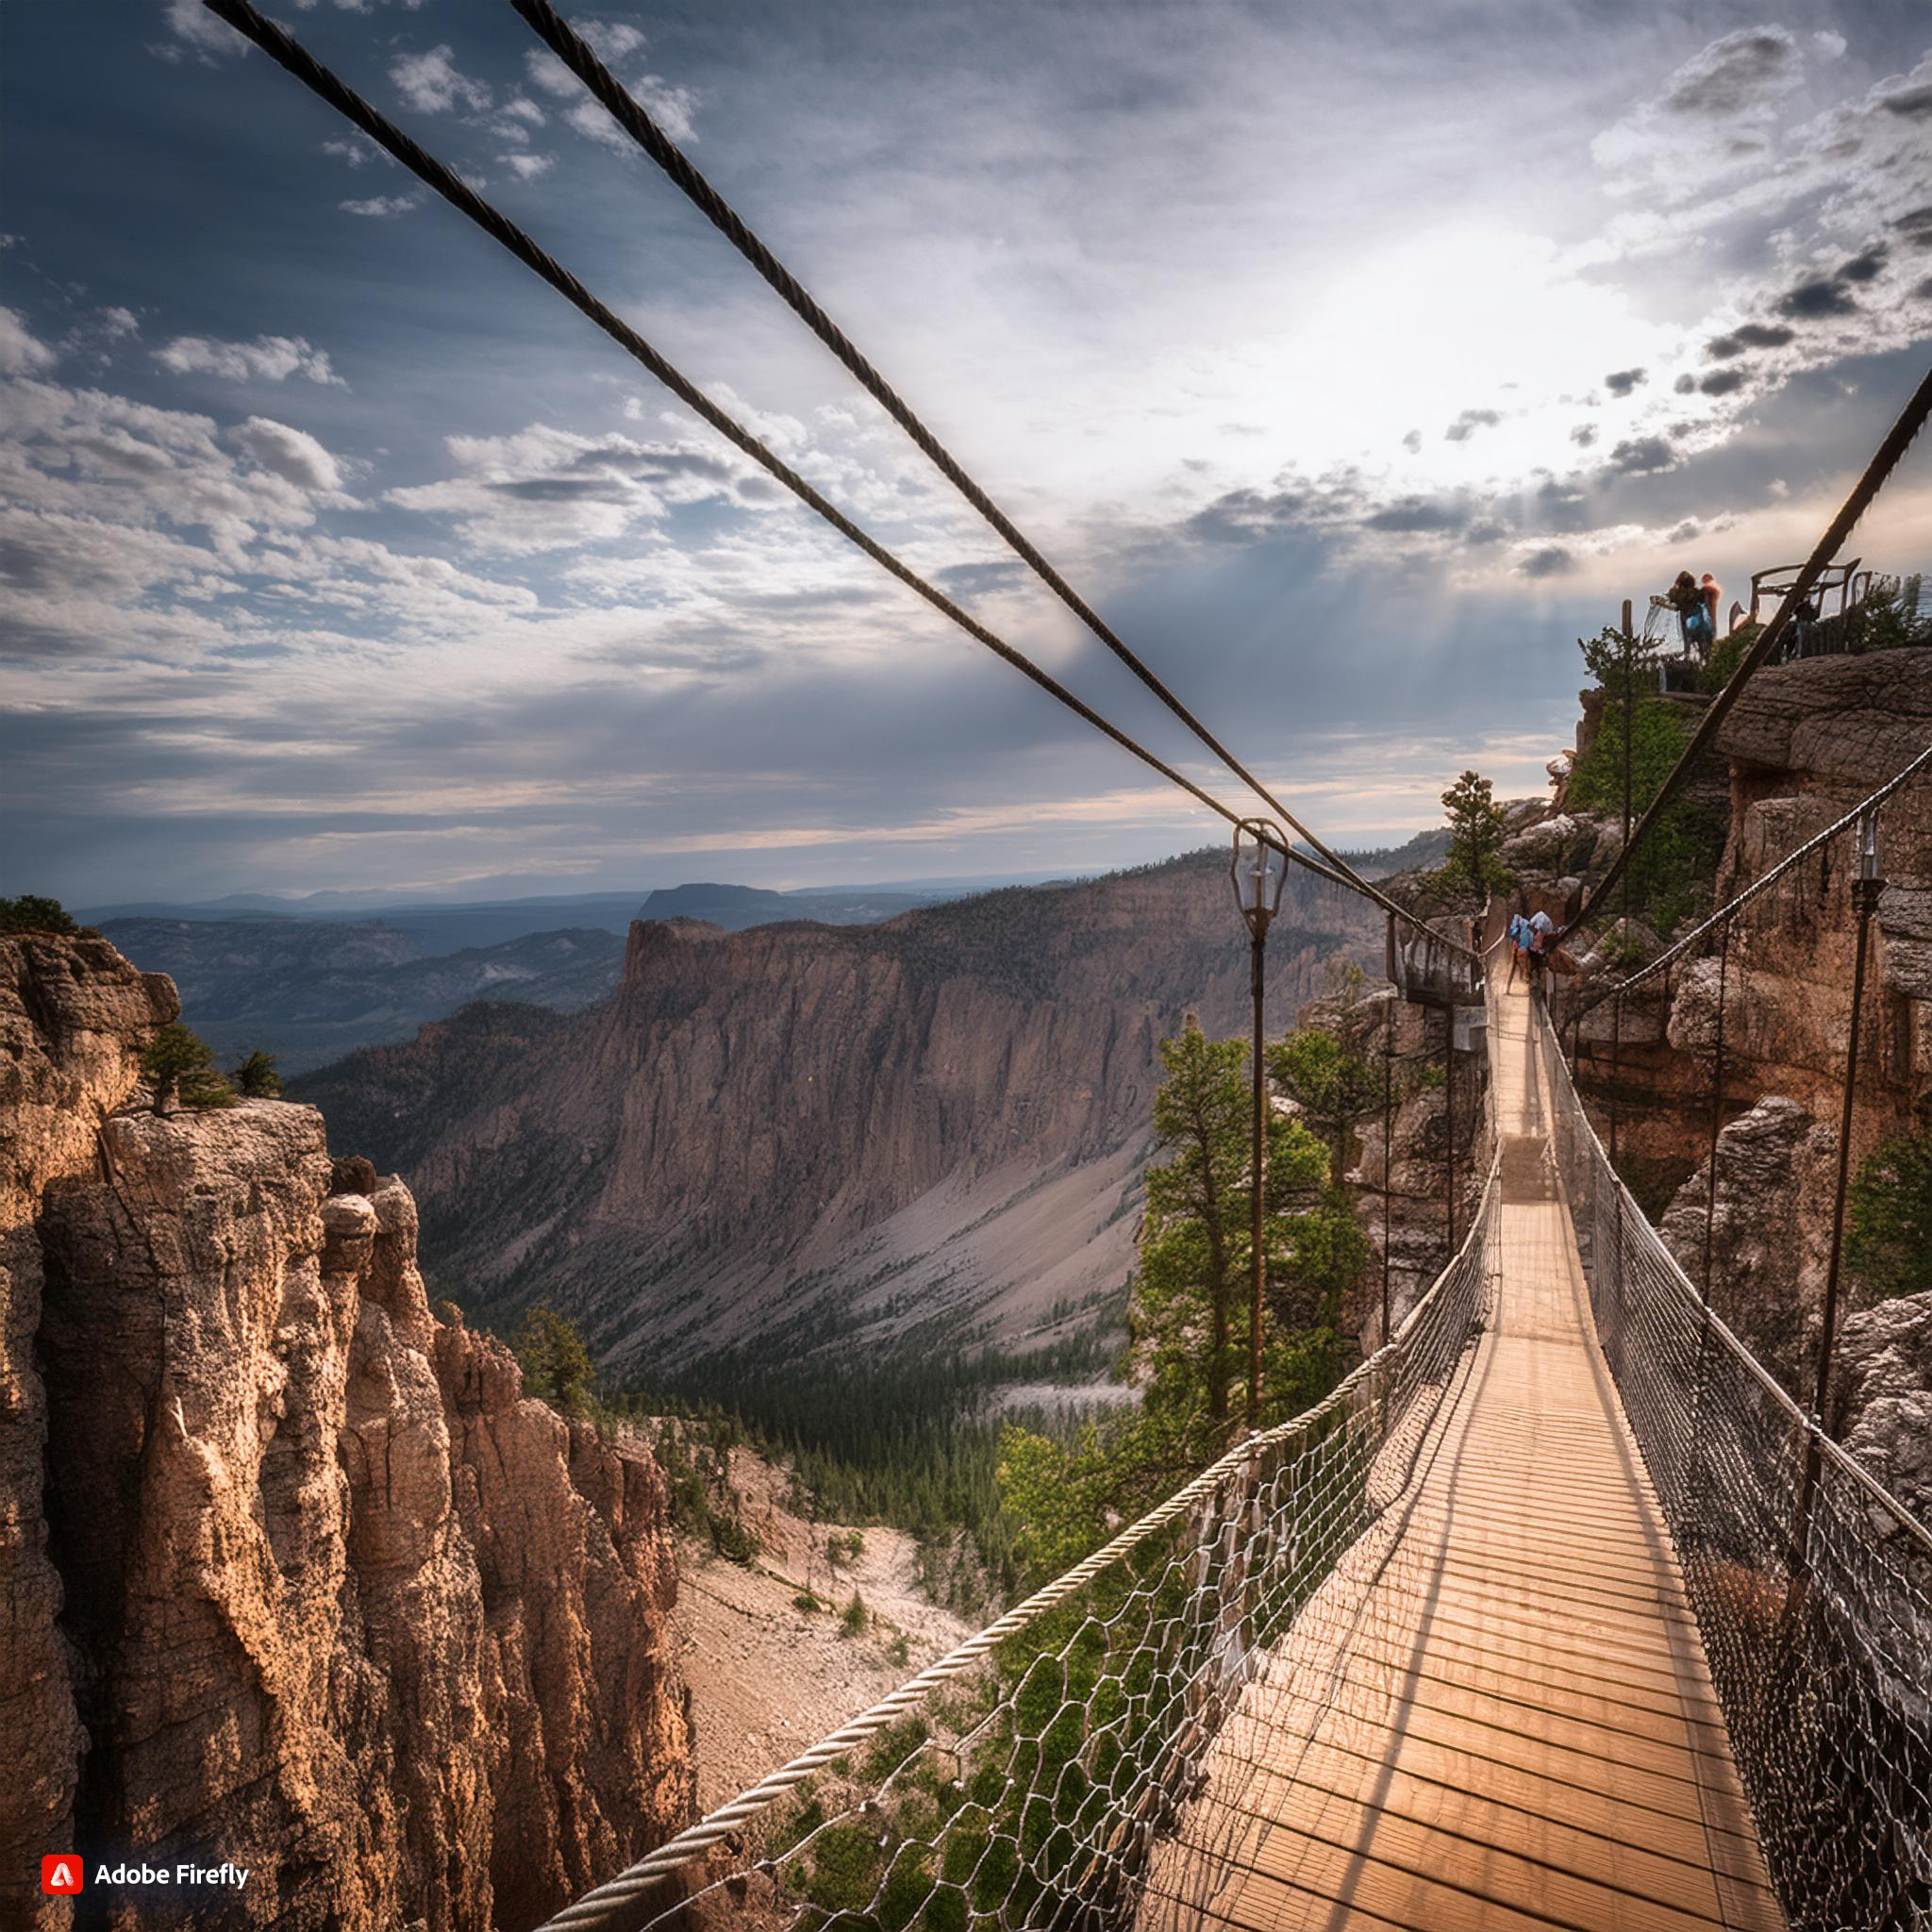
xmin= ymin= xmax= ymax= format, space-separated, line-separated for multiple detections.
xmin=508 ymin=0 xmax=1473 ymax=958
xmin=199 ymin=0 xmax=1358 ymax=896
xmin=534 ymin=1138 xmax=1503 ymax=1929
xmin=1565 ymin=358 xmax=1932 ymax=941
xmin=1574 ymin=737 xmax=1932 ymax=1012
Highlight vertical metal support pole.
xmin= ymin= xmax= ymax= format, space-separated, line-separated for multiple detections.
xmin=1608 ymin=990 xmax=1624 ymax=1359
xmin=1701 ymin=922 xmax=1731 ymax=1300
xmin=1621 ymin=625 xmax=1635 ymax=918
xmin=1230 ymin=820 xmax=1288 ymax=1436
xmin=1811 ymin=890 xmax=1874 ymax=1429
xmin=1383 ymin=925 xmax=1394 ymax=1351
xmin=1688 ymin=921 xmax=1731 ymax=1538
xmin=1607 ymin=991 xmax=1622 ymax=1166
xmin=1793 ymin=817 xmax=1881 ymax=1577
xmin=1445 ymin=1009 xmax=1457 ymax=1256
xmin=1247 ymin=925 xmax=1267 ymax=1432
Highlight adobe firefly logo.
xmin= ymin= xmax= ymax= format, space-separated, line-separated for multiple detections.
xmin=42 ymin=1855 xmax=83 ymax=1894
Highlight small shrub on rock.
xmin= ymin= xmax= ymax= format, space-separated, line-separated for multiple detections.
xmin=140 ymin=1024 xmax=236 ymax=1113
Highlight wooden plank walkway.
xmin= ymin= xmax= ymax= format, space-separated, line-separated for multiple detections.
xmin=1139 ymin=978 xmax=1785 ymax=1932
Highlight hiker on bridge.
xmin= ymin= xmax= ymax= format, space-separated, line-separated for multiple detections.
xmin=1526 ymin=908 xmax=1555 ymax=989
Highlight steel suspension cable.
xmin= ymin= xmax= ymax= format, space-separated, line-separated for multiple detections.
xmin=1563 ymin=358 xmax=1932 ymax=941
xmin=507 ymin=0 xmax=1471 ymax=954
xmin=199 ymin=0 xmax=1366 ymax=896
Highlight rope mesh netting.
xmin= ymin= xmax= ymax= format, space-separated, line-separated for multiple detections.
xmin=1536 ymin=996 xmax=1932 ymax=1932
xmin=543 ymin=1160 xmax=1500 ymax=1932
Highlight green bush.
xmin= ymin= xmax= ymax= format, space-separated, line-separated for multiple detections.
xmin=232 ymin=1049 xmax=282 ymax=1098
xmin=0 ymin=895 xmax=78 ymax=935
xmin=1847 ymin=1133 xmax=1932 ymax=1307
xmin=140 ymin=1024 xmax=236 ymax=1114
xmin=1842 ymin=576 xmax=1931 ymax=655
xmin=1569 ymin=692 xmax=1721 ymax=933
xmin=514 ymin=1305 xmax=595 ymax=1414
xmin=1699 ymin=622 xmax=1757 ymax=692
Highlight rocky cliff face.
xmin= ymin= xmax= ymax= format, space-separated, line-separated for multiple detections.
xmin=0 ymin=933 xmax=691 ymax=1932
xmin=1 ymin=935 xmax=177 ymax=1926
xmin=1525 ymin=647 xmax=1932 ymax=1526
xmin=295 ymin=850 xmax=1383 ymax=1373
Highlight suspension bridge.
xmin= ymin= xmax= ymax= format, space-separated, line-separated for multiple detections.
xmin=192 ymin=5 xmax=1932 ymax=1928
xmin=535 ymin=937 xmax=1927 ymax=1932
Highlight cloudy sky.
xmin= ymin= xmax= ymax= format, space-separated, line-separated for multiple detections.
xmin=3 ymin=1 xmax=1929 ymax=905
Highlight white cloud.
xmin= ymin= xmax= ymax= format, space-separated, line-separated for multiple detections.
xmin=160 ymin=0 xmax=246 ymax=59
xmin=155 ymin=333 xmax=344 ymax=386
xmin=340 ymin=194 xmax=422 ymax=219
xmin=1591 ymin=27 xmax=1804 ymax=202
xmin=0 ymin=375 xmax=540 ymax=672
xmin=499 ymin=154 xmax=556 ymax=181
xmin=390 ymin=44 xmax=491 ymax=115
xmin=524 ymin=49 xmax=580 ymax=100
xmin=580 ymin=22 xmax=646 ymax=63
xmin=321 ymin=136 xmax=387 ymax=169
xmin=386 ymin=421 xmax=777 ymax=553
xmin=0 ymin=307 xmax=58 ymax=375
xmin=229 ymin=417 xmax=345 ymax=493
xmin=526 ymin=41 xmax=699 ymax=143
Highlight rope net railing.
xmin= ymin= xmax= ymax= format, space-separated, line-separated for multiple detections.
xmin=539 ymin=1149 xmax=1499 ymax=1931
xmin=1534 ymin=995 xmax=1932 ymax=1932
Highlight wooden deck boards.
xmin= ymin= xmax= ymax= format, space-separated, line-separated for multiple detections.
xmin=1136 ymin=979 xmax=1784 ymax=1932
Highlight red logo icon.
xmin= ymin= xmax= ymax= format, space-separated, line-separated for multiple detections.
xmin=42 ymin=1856 xmax=83 ymax=1894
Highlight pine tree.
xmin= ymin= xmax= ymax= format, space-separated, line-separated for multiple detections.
xmin=997 ymin=1019 xmax=1359 ymax=1585
xmin=1266 ymin=1026 xmax=1379 ymax=1179
xmin=140 ymin=1024 xmax=235 ymax=1114
xmin=233 ymin=1049 xmax=282 ymax=1098
xmin=1435 ymin=770 xmax=1511 ymax=900
xmin=0 ymin=895 xmax=78 ymax=935
xmin=514 ymin=1305 xmax=596 ymax=1414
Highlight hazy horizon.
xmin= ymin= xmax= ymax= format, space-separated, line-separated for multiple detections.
xmin=67 ymin=820 xmax=1451 ymax=916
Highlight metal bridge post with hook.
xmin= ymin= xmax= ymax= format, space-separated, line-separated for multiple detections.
xmin=1232 ymin=821 xmax=1289 ymax=1433
xmin=1445 ymin=1007 xmax=1457 ymax=1258
xmin=1383 ymin=915 xmax=1394 ymax=1350
xmin=1792 ymin=808 xmax=1885 ymax=1574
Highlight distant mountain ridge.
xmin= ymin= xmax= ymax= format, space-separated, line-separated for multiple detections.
xmin=637 ymin=882 xmax=942 ymax=929
xmin=93 ymin=882 xmax=986 ymax=1071
xmin=97 ymin=919 xmax=626 ymax=1074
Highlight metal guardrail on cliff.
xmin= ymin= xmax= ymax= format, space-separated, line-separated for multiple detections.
xmin=1535 ymin=995 xmax=1932 ymax=1932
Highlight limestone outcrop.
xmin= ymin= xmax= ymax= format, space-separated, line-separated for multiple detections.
xmin=0 ymin=933 xmax=692 ymax=1931
xmin=1657 ymin=1096 xmax=1839 ymax=1394
xmin=1836 ymin=1290 xmax=1932 ymax=1542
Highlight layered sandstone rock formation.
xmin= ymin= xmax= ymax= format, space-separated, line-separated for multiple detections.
xmin=0 ymin=932 xmax=691 ymax=1932
xmin=297 ymin=850 xmax=1384 ymax=1371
